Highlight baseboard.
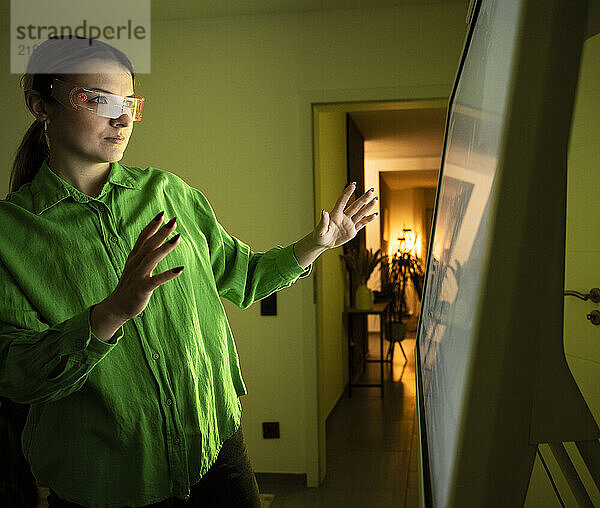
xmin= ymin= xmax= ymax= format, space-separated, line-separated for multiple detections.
xmin=254 ymin=472 xmax=307 ymax=486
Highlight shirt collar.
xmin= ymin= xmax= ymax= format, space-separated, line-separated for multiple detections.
xmin=30 ymin=158 xmax=140 ymax=215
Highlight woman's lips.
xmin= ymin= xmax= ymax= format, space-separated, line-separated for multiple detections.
xmin=105 ymin=137 xmax=125 ymax=143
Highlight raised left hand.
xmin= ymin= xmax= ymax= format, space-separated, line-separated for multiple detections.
xmin=312 ymin=182 xmax=378 ymax=249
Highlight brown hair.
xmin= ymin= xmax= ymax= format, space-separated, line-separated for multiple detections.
xmin=10 ymin=36 xmax=136 ymax=194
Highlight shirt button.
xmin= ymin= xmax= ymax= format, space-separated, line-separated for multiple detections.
xmin=137 ymin=310 xmax=144 ymax=317
xmin=173 ymin=437 xmax=180 ymax=445
xmin=152 ymin=352 xmax=160 ymax=360
xmin=166 ymin=398 xmax=173 ymax=405
xmin=110 ymin=236 xmax=118 ymax=243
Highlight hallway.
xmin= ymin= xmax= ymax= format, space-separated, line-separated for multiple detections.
xmin=257 ymin=316 xmax=419 ymax=507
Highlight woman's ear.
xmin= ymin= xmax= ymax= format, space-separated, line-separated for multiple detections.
xmin=24 ymin=89 xmax=50 ymax=123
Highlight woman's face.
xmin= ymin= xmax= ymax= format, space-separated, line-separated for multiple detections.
xmin=46 ymin=58 xmax=135 ymax=164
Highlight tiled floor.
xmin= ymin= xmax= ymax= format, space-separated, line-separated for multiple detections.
xmin=34 ymin=320 xmax=419 ymax=508
xmin=257 ymin=319 xmax=419 ymax=508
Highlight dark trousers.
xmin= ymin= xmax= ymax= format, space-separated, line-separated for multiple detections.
xmin=47 ymin=425 xmax=261 ymax=508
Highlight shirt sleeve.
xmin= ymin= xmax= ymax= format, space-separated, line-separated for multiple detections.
xmin=0 ymin=304 xmax=124 ymax=405
xmin=189 ymin=186 xmax=313 ymax=310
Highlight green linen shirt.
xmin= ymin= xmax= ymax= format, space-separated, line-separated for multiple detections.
xmin=0 ymin=158 xmax=312 ymax=507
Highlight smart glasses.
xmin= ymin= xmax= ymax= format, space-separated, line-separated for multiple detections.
xmin=49 ymin=78 xmax=145 ymax=121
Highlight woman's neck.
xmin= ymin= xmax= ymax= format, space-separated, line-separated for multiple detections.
xmin=48 ymin=153 xmax=111 ymax=197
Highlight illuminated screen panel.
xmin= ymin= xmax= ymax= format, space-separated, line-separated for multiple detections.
xmin=417 ymin=0 xmax=522 ymax=506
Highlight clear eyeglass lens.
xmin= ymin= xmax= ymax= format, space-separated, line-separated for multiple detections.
xmin=51 ymin=80 xmax=143 ymax=120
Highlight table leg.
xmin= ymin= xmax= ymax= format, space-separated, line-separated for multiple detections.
xmin=348 ymin=312 xmax=352 ymax=398
xmin=380 ymin=315 xmax=384 ymax=398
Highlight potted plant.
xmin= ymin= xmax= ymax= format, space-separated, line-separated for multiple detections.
xmin=381 ymin=248 xmax=425 ymax=341
xmin=340 ymin=245 xmax=384 ymax=310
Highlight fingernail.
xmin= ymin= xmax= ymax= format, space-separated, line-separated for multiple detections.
xmin=153 ymin=211 xmax=164 ymax=221
xmin=168 ymin=233 xmax=181 ymax=244
xmin=166 ymin=217 xmax=177 ymax=228
xmin=172 ymin=266 xmax=184 ymax=274
xmin=352 ymin=181 xmax=357 ymax=186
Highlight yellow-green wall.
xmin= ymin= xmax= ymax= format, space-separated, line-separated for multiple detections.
xmin=313 ymin=110 xmax=348 ymax=483
xmin=0 ymin=3 xmax=469 ymax=486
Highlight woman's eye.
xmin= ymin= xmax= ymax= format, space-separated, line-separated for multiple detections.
xmin=90 ymin=96 xmax=108 ymax=104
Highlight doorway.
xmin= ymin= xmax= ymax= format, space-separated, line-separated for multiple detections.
xmin=312 ymin=98 xmax=447 ymax=485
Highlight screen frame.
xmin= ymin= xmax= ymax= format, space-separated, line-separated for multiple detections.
xmin=414 ymin=0 xmax=485 ymax=505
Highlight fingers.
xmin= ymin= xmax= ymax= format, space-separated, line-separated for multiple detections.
xmin=331 ymin=182 xmax=357 ymax=215
xmin=149 ymin=265 xmax=185 ymax=287
xmin=345 ymin=188 xmax=377 ymax=219
xmin=144 ymin=231 xmax=182 ymax=277
xmin=355 ymin=212 xmax=378 ymax=231
xmin=130 ymin=212 xmax=182 ymax=278
xmin=331 ymin=183 xmax=378 ymax=219
xmin=140 ymin=215 xmax=178 ymax=259
xmin=351 ymin=193 xmax=378 ymax=223
xmin=132 ymin=211 xmax=165 ymax=253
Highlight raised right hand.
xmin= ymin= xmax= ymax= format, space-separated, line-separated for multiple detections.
xmin=106 ymin=211 xmax=184 ymax=320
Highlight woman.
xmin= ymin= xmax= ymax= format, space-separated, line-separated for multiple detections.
xmin=0 ymin=36 xmax=378 ymax=508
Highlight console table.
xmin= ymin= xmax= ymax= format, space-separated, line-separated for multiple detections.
xmin=344 ymin=299 xmax=392 ymax=398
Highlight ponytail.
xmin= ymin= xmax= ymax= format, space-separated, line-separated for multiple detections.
xmin=9 ymin=119 xmax=49 ymax=194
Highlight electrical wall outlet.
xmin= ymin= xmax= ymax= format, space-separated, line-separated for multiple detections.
xmin=263 ymin=421 xmax=280 ymax=439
